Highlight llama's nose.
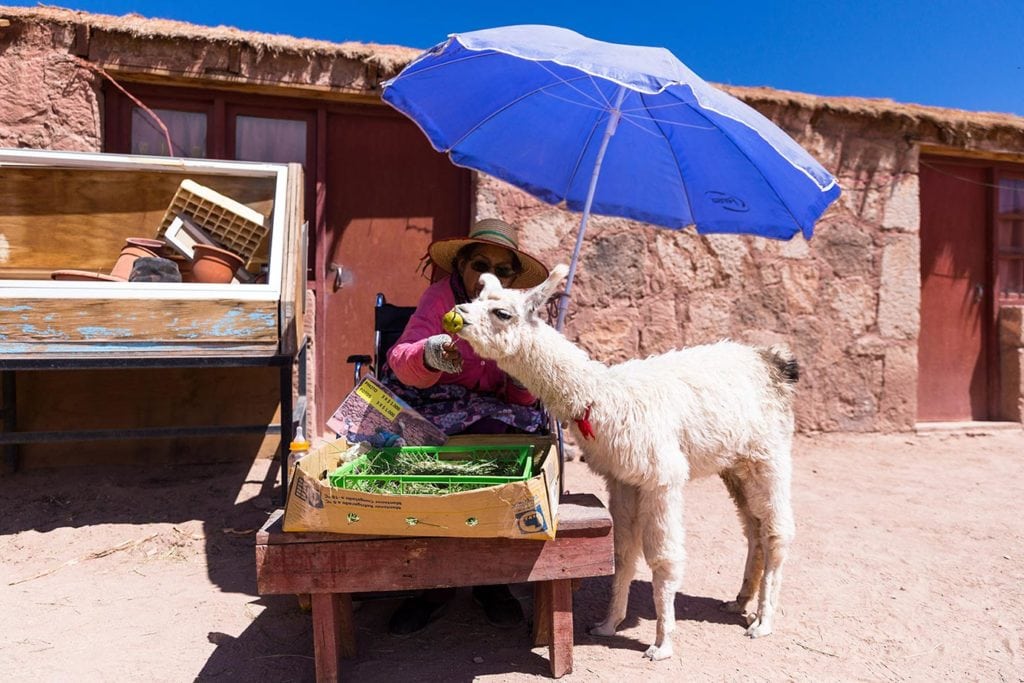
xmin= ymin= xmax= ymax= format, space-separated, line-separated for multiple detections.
xmin=442 ymin=308 xmax=464 ymax=334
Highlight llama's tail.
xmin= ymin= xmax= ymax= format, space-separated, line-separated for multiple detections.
xmin=760 ymin=344 xmax=799 ymax=385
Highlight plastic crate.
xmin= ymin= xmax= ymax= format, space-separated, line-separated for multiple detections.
xmin=156 ymin=179 xmax=268 ymax=264
xmin=328 ymin=444 xmax=534 ymax=495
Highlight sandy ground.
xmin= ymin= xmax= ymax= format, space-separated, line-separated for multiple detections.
xmin=2 ymin=430 xmax=1023 ymax=682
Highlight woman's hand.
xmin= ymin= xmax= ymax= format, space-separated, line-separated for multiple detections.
xmin=423 ymin=334 xmax=463 ymax=374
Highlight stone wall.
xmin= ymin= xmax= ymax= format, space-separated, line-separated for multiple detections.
xmin=0 ymin=20 xmax=102 ymax=150
xmin=482 ymin=103 xmax=923 ymax=432
xmin=4 ymin=9 xmax=1024 ymax=434
xmin=1000 ymin=307 xmax=1024 ymax=422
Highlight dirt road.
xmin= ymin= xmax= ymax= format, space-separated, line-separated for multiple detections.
xmin=2 ymin=430 xmax=1022 ymax=681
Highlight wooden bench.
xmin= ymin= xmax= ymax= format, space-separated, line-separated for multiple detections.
xmin=255 ymin=492 xmax=613 ymax=680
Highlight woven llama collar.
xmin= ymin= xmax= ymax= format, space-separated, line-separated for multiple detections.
xmin=574 ymin=405 xmax=596 ymax=440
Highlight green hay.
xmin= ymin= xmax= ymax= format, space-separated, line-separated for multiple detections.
xmin=331 ymin=448 xmax=527 ymax=495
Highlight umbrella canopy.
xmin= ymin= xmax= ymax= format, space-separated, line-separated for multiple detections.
xmin=382 ymin=24 xmax=839 ymax=240
xmin=381 ymin=25 xmax=841 ymax=327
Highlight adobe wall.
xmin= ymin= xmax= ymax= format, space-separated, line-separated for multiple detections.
xmin=3 ymin=10 xmax=1024 ymax=435
xmin=0 ymin=19 xmax=102 ymax=150
xmin=486 ymin=98 xmax=1023 ymax=433
xmin=480 ymin=109 xmax=917 ymax=432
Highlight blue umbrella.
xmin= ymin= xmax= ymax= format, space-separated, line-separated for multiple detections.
xmin=382 ymin=24 xmax=840 ymax=328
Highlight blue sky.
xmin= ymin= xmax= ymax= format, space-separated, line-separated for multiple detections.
xmin=7 ymin=0 xmax=1023 ymax=115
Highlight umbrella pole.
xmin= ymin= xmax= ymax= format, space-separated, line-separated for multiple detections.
xmin=555 ymin=85 xmax=627 ymax=332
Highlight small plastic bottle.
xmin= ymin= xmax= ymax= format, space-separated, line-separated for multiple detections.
xmin=287 ymin=425 xmax=311 ymax=484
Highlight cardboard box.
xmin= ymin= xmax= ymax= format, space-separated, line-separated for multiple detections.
xmin=283 ymin=433 xmax=560 ymax=540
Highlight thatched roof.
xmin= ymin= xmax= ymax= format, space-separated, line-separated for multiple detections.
xmin=0 ymin=3 xmax=420 ymax=72
xmin=723 ymin=84 xmax=1024 ymax=136
xmin=3 ymin=3 xmax=1022 ymax=137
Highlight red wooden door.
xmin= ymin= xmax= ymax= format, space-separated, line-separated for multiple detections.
xmin=317 ymin=107 xmax=470 ymax=428
xmin=918 ymin=159 xmax=991 ymax=420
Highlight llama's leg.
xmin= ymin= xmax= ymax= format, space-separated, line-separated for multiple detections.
xmin=719 ymin=470 xmax=764 ymax=622
xmin=589 ymin=479 xmax=642 ymax=637
xmin=640 ymin=483 xmax=685 ymax=661
xmin=744 ymin=457 xmax=795 ymax=639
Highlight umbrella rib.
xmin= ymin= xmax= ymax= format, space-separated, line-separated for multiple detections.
xmin=532 ymin=60 xmax=616 ymax=110
xmin=637 ymin=92 xmax=695 ymax=226
xmin=538 ymin=90 xmax=611 ymax=112
xmin=665 ymin=88 xmax=807 ymax=231
xmin=587 ymin=73 xmax=613 ymax=109
xmin=444 ymin=74 xmax=597 ymax=151
xmin=562 ymin=115 xmax=607 ymax=203
xmin=618 ymin=112 xmax=716 ymax=135
xmin=622 ymin=100 xmax=698 ymax=113
xmin=388 ymin=49 xmax=502 ymax=80
xmin=391 ymin=51 xmax=610 ymax=112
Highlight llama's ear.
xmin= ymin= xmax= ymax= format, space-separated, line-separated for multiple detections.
xmin=478 ymin=272 xmax=501 ymax=298
xmin=525 ymin=264 xmax=569 ymax=315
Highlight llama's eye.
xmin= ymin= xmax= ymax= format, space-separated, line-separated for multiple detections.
xmin=492 ymin=309 xmax=512 ymax=321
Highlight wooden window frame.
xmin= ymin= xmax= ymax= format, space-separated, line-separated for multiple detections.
xmin=995 ymin=170 xmax=1024 ymax=304
xmin=104 ymin=82 xmax=321 ymax=277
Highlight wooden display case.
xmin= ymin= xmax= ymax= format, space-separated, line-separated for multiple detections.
xmin=0 ymin=149 xmax=307 ymax=478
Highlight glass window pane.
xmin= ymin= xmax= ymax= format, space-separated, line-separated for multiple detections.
xmin=235 ymin=116 xmax=307 ymax=165
xmin=998 ymin=219 xmax=1024 ymax=250
xmin=998 ymin=178 xmax=1024 ymax=214
xmin=998 ymin=258 xmax=1023 ymax=298
xmin=131 ymin=107 xmax=207 ymax=158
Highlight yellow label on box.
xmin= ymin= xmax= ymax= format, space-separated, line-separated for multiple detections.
xmin=356 ymin=380 xmax=403 ymax=421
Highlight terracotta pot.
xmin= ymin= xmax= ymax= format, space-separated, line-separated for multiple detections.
xmin=125 ymin=237 xmax=168 ymax=253
xmin=51 ymin=269 xmax=124 ymax=282
xmin=110 ymin=244 xmax=160 ymax=280
xmin=191 ymin=244 xmax=244 ymax=284
xmin=165 ymin=253 xmax=195 ymax=282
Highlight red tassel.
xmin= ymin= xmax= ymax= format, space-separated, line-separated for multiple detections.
xmin=574 ymin=405 xmax=595 ymax=440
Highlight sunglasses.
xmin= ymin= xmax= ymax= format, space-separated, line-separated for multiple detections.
xmin=469 ymin=259 xmax=519 ymax=279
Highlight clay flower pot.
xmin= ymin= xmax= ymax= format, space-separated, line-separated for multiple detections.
xmin=110 ymin=239 xmax=162 ymax=280
xmin=191 ymin=244 xmax=244 ymax=284
xmin=124 ymin=237 xmax=168 ymax=253
xmin=51 ymin=269 xmax=124 ymax=282
xmin=165 ymin=253 xmax=195 ymax=282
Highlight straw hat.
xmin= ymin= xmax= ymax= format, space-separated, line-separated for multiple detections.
xmin=428 ymin=218 xmax=549 ymax=288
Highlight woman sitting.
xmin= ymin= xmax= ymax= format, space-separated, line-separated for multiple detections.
xmin=380 ymin=217 xmax=550 ymax=635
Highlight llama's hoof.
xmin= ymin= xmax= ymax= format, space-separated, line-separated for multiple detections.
xmin=720 ymin=599 xmax=748 ymax=614
xmin=643 ymin=642 xmax=673 ymax=660
xmin=721 ymin=601 xmax=757 ymax=625
xmin=588 ymin=622 xmax=616 ymax=637
xmin=744 ymin=619 xmax=773 ymax=638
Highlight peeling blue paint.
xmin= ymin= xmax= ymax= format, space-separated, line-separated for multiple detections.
xmin=0 ymin=305 xmax=32 ymax=312
xmin=247 ymin=311 xmax=277 ymax=325
xmin=76 ymin=326 xmax=134 ymax=339
xmin=1 ymin=341 xmax=278 ymax=356
xmin=19 ymin=324 xmax=64 ymax=338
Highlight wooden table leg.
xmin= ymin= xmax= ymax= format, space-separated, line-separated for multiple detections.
xmin=535 ymin=579 xmax=574 ymax=678
xmin=311 ymin=593 xmax=356 ymax=682
xmin=533 ymin=582 xmax=551 ymax=646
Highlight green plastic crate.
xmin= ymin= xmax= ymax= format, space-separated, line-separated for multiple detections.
xmin=327 ymin=444 xmax=534 ymax=495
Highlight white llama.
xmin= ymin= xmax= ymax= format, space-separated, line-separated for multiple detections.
xmin=445 ymin=265 xmax=797 ymax=661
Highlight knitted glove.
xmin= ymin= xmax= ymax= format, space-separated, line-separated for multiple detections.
xmin=423 ymin=334 xmax=463 ymax=374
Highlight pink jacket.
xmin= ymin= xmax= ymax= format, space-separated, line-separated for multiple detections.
xmin=387 ymin=279 xmax=536 ymax=406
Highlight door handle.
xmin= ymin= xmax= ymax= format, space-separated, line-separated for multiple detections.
xmin=972 ymin=283 xmax=984 ymax=303
xmin=329 ymin=263 xmax=351 ymax=291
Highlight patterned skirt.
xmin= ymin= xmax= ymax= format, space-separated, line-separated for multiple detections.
xmin=379 ymin=365 xmax=547 ymax=436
